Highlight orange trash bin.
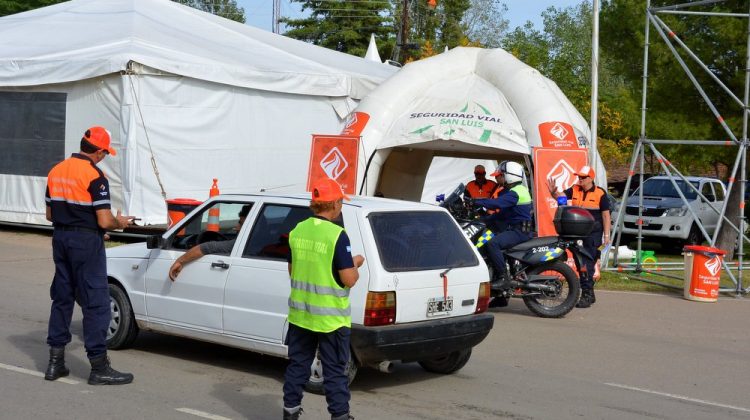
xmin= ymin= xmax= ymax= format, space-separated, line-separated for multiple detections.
xmin=166 ymin=198 xmax=203 ymax=234
xmin=683 ymin=245 xmax=726 ymax=302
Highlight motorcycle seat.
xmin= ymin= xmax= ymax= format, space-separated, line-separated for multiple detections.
xmin=508 ymin=236 xmax=559 ymax=252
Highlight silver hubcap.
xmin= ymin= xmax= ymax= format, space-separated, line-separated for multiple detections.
xmin=108 ymin=297 xmax=120 ymax=340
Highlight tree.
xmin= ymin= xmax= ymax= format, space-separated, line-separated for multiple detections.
xmin=461 ymin=0 xmax=509 ymax=48
xmin=172 ymin=0 xmax=246 ymax=23
xmin=0 ymin=0 xmax=64 ymax=17
xmin=282 ymin=0 xmax=393 ymax=58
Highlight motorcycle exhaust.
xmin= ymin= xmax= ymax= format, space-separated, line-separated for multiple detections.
xmin=371 ymin=361 xmax=394 ymax=373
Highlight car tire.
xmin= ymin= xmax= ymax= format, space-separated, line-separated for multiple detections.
xmin=418 ymin=348 xmax=472 ymax=374
xmin=304 ymin=349 xmax=358 ymax=395
xmin=107 ymin=283 xmax=139 ymax=350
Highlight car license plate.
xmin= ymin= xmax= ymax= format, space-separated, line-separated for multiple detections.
xmin=427 ymin=296 xmax=453 ymax=316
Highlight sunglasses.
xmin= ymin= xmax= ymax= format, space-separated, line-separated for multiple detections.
xmin=474 ymin=171 xmax=486 ymax=175
xmin=578 ymin=176 xmax=590 ymax=180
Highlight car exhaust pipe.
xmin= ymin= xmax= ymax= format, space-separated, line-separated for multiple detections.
xmin=372 ymin=361 xmax=394 ymax=373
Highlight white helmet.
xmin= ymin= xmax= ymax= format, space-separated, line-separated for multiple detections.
xmin=492 ymin=161 xmax=524 ymax=184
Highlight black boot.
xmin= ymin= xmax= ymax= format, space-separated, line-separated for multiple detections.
xmin=576 ymin=289 xmax=593 ymax=308
xmin=331 ymin=413 xmax=354 ymax=420
xmin=283 ymin=407 xmax=303 ymax=420
xmin=88 ymin=355 xmax=133 ymax=385
xmin=44 ymin=347 xmax=70 ymax=381
xmin=590 ymin=288 xmax=596 ymax=304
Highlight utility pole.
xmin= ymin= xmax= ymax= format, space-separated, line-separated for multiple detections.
xmin=392 ymin=0 xmax=410 ymax=63
xmin=273 ymin=0 xmax=281 ymax=34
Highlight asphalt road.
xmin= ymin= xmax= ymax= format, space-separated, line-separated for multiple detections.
xmin=1 ymin=228 xmax=749 ymax=420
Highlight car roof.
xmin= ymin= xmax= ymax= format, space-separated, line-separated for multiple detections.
xmin=207 ymin=193 xmax=443 ymax=211
xmin=647 ymin=175 xmax=719 ymax=182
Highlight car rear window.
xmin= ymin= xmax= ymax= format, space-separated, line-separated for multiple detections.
xmin=368 ymin=211 xmax=478 ymax=272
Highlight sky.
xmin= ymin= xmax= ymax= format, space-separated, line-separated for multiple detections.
xmin=236 ymin=0 xmax=586 ymax=34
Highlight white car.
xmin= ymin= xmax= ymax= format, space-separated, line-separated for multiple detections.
xmin=105 ymin=193 xmax=494 ymax=390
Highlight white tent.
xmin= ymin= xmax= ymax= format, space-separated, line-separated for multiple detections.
xmin=348 ymin=47 xmax=606 ymax=202
xmin=0 ymin=0 xmax=397 ymax=225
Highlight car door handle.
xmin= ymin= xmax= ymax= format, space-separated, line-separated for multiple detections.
xmin=211 ymin=261 xmax=230 ymax=269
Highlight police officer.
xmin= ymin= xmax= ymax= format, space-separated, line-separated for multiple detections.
xmin=464 ymin=165 xmax=497 ymax=199
xmin=474 ymin=161 xmax=533 ymax=299
xmin=283 ymin=178 xmax=364 ymax=420
xmin=547 ymin=165 xmax=610 ymax=308
xmin=44 ymin=126 xmax=135 ymax=385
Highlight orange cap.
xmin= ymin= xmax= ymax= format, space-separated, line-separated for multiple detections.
xmin=83 ymin=126 xmax=116 ymax=156
xmin=577 ymin=165 xmax=595 ymax=178
xmin=311 ymin=178 xmax=350 ymax=202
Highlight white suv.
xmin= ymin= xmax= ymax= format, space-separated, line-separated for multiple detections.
xmin=620 ymin=176 xmax=726 ymax=247
xmin=105 ymin=193 xmax=494 ymax=390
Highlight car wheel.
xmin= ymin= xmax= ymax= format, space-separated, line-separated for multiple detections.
xmin=106 ymin=283 xmax=139 ymax=349
xmin=304 ymin=349 xmax=358 ymax=395
xmin=418 ymin=348 xmax=472 ymax=374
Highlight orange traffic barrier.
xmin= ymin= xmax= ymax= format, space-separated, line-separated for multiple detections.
xmin=166 ymin=198 xmax=203 ymax=236
xmin=207 ymin=178 xmax=221 ymax=232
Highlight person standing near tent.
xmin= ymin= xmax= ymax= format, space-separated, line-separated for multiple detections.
xmin=546 ymin=165 xmax=610 ymax=308
xmin=283 ymin=178 xmax=364 ymax=420
xmin=464 ymin=165 xmax=497 ymax=199
xmin=474 ymin=161 xmax=533 ymax=294
xmin=44 ymin=126 xmax=136 ymax=385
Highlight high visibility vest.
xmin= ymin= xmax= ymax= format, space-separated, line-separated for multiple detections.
xmin=288 ymin=217 xmax=350 ymax=332
xmin=570 ymin=184 xmax=606 ymax=210
xmin=511 ymin=184 xmax=532 ymax=205
xmin=466 ymin=179 xmax=497 ymax=199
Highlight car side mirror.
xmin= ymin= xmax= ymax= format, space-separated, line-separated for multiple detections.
xmin=146 ymin=235 xmax=165 ymax=249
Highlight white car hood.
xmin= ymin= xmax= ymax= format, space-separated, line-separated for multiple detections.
xmin=106 ymin=242 xmax=151 ymax=259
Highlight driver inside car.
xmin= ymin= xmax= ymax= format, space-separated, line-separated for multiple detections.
xmin=169 ymin=204 xmax=250 ymax=281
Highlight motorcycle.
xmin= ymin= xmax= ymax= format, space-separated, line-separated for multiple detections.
xmin=438 ymin=184 xmax=590 ymax=318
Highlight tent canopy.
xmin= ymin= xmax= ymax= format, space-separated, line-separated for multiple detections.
xmin=0 ymin=0 xmax=395 ymax=98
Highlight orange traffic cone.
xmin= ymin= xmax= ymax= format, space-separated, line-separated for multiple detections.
xmin=207 ymin=178 xmax=221 ymax=232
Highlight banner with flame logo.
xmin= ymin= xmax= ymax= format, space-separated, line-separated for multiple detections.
xmin=307 ymin=135 xmax=360 ymax=195
xmin=538 ymin=121 xmax=581 ymax=149
xmin=533 ymin=147 xmax=588 ymax=236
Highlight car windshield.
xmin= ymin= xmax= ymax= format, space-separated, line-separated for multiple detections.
xmin=369 ymin=211 xmax=478 ymax=272
xmin=636 ymin=179 xmax=699 ymax=199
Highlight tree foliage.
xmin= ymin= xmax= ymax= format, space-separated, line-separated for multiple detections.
xmin=282 ymin=0 xmax=393 ymax=58
xmin=0 ymin=0 xmax=64 ymax=17
xmin=172 ymin=0 xmax=246 ymax=23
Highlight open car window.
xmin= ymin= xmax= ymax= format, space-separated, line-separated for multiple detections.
xmin=243 ymin=204 xmax=313 ymax=260
xmin=167 ymin=202 xmax=252 ymax=252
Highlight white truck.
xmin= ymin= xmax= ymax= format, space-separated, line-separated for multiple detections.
xmin=620 ymin=176 xmax=726 ymax=248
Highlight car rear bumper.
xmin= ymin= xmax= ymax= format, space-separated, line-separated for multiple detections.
xmin=350 ymin=313 xmax=494 ymax=364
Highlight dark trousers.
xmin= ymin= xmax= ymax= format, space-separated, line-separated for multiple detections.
xmin=47 ymin=230 xmax=110 ymax=359
xmin=486 ymin=228 xmax=531 ymax=275
xmin=580 ymin=231 xmax=603 ymax=290
xmin=283 ymin=323 xmax=351 ymax=416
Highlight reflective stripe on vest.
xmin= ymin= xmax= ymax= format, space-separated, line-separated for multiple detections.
xmin=571 ymin=185 xmax=605 ymax=210
xmin=288 ymin=217 xmax=350 ymax=332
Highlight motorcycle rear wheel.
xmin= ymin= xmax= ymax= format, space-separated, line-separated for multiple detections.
xmin=522 ymin=261 xmax=580 ymax=318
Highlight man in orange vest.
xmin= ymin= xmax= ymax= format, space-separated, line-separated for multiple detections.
xmin=44 ymin=126 xmax=136 ymax=384
xmin=464 ymin=165 xmax=497 ymax=199
xmin=547 ymin=165 xmax=611 ymax=308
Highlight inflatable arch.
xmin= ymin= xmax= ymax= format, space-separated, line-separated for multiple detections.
xmin=344 ymin=47 xmax=606 ymax=201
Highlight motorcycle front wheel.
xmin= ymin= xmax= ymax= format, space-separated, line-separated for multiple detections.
xmin=522 ymin=261 xmax=580 ymax=318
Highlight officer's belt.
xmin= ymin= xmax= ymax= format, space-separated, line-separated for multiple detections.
xmin=54 ymin=225 xmax=101 ymax=234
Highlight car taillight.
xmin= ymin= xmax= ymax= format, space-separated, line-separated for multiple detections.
xmin=476 ymin=282 xmax=490 ymax=313
xmin=364 ymin=291 xmax=396 ymax=326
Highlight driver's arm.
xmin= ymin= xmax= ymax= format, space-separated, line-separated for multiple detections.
xmin=169 ymin=245 xmax=204 ymax=281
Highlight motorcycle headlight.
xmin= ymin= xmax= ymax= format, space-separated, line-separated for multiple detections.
xmin=665 ymin=207 xmax=687 ymax=217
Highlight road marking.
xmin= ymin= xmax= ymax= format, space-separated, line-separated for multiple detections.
xmin=605 ymin=382 xmax=750 ymax=414
xmin=0 ymin=362 xmax=79 ymax=384
xmin=176 ymin=408 xmax=233 ymax=420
